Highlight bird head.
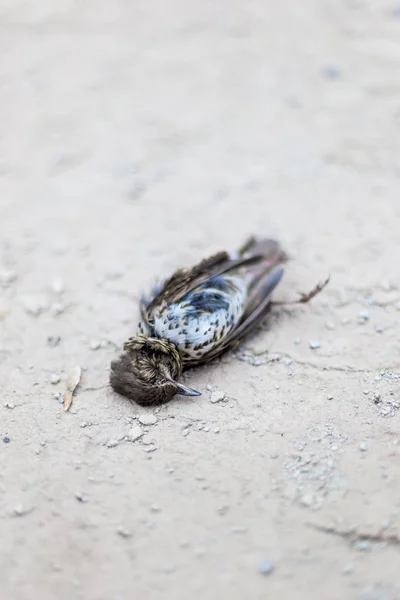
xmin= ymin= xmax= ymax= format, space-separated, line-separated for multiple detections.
xmin=110 ymin=335 xmax=201 ymax=406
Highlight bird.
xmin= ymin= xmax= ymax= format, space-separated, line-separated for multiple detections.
xmin=110 ymin=236 xmax=328 ymax=406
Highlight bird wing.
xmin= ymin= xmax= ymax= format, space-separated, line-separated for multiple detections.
xmin=145 ymin=251 xmax=263 ymax=313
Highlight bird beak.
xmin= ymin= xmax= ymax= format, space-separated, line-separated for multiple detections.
xmin=174 ymin=381 xmax=201 ymax=397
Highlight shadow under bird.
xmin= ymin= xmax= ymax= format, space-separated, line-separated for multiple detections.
xmin=110 ymin=237 xmax=328 ymax=406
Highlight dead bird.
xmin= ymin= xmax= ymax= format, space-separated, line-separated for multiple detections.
xmin=110 ymin=237 xmax=328 ymax=406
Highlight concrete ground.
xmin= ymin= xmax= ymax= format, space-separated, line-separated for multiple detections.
xmin=1 ymin=1 xmax=400 ymax=599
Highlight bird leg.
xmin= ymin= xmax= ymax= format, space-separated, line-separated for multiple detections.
xmin=271 ymin=276 xmax=330 ymax=307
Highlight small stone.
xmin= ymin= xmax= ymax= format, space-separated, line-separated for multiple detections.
xmin=106 ymin=439 xmax=119 ymax=448
xmin=359 ymin=442 xmax=368 ymax=452
xmin=300 ymin=494 xmax=314 ymax=507
xmin=116 ymin=527 xmax=132 ymax=538
xmin=138 ymin=414 xmax=157 ymax=426
xmin=127 ymin=425 xmax=144 ymax=442
xmin=47 ymin=335 xmax=61 ymax=347
xmin=373 ymin=393 xmax=381 ymax=404
xmin=358 ymin=310 xmax=369 ymax=323
xmin=210 ymin=389 xmax=225 ymax=403
xmin=50 ymin=373 xmax=61 ymax=385
xmin=143 ymin=445 xmax=157 ymax=452
xmin=80 ymin=421 xmax=89 ymax=428
xmin=294 ymin=337 xmax=301 ymax=344
xmin=75 ymin=493 xmax=88 ymax=503
xmin=259 ymin=559 xmax=274 ymax=575
xmin=327 ymin=395 xmax=334 ymax=400
xmin=325 ymin=321 xmax=335 ymax=330
xmin=141 ymin=434 xmax=153 ymax=445
xmin=20 ymin=294 xmax=49 ymax=316
xmin=89 ymin=340 xmax=101 ymax=350
xmin=375 ymin=325 xmax=384 ymax=333
xmin=3 ymin=436 xmax=10 ymax=443
xmin=309 ymin=340 xmax=321 ymax=350
xmin=150 ymin=504 xmax=161 ymax=512
xmin=4 ymin=402 xmax=15 ymax=409
xmin=342 ymin=563 xmax=354 ymax=575
xmin=13 ymin=503 xmax=28 ymax=517
xmin=51 ymin=278 xmax=64 ymax=294
xmin=0 ymin=268 xmax=17 ymax=285
xmin=353 ymin=540 xmax=372 ymax=552
xmin=213 ymin=427 xmax=220 ymax=434
xmin=57 ymin=395 xmax=64 ymax=404
xmin=50 ymin=302 xmax=65 ymax=315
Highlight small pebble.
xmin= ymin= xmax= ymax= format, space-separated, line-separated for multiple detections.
xmin=3 ymin=436 xmax=10 ymax=443
xmin=213 ymin=427 xmax=220 ymax=434
xmin=143 ymin=445 xmax=157 ymax=453
xmin=375 ymin=325 xmax=384 ymax=333
xmin=342 ymin=563 xmax=354 ymax=575
xmin=106 ymin=439 xmax=119 ymax=448
xmin=353 ymin=540 xmax=372 ymax=552
xmin=116 ymin=527 xmax=132 ymax=538
xmin=21 ymin=294 xmax=48 ymax=316
xmin=309 ymin=340 xmax=321 ymax=350
xmin=89 ymin=340 xmax=101 ymax=351
xmin=358 ymin=310 xmax=369 ymax=323
xmin=4 ymin=402 xmax=15 ymax=409
xmin=141 ymin=434 xmax=153 ymax=445
xmin=359 ymin=442 xmax=368 ymax=452
xmin=127 ymin=425 xmax=144 ymax=442
xmin=50 ymin=302 xmax=65 ymax=315
xmin=259 ymin=559 xmax=274 ymax=575
xmin=138 ymin=414 xmax=157 ymax=426
xmin=0 ymin=268 xmax=17 ymax=285
xmin=325 ymin=321 xmax=336 ymax=330
xmin=294 ymin=337 xmax=301 ymax=344
xmin=13 ymin=503 xmax=28 ymax=517
xmin=210 ymin=389 xmax=225 ymax=403
xmin=300 ymin=494 xmax=314 ymax=507
xmin=75 ymin=493 xmax=88 ymax=503
xmin=50 ymin=373 xmax=61 ymax=385
xmin=327 ymin=395 xmax=334 ymax=401
xmin=47 ymin=335 xmax=61 ymax=347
